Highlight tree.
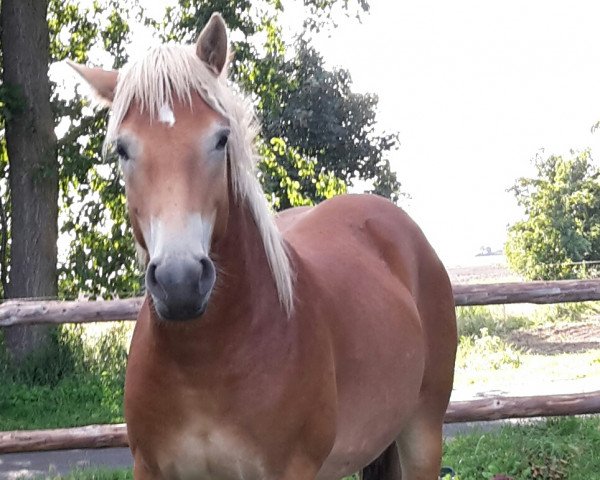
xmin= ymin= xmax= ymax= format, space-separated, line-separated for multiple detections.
xmin=1 ymin=0 xmax=395 ymax=317
xmin=50 ymin=0 xmax=389 ymax=299
xmin=1 ymin=0 xmax=58 ymax=361
xmin=258 ymin=40 xmax=400 ymax=206
xmin=505 ymin=150 xmax=600 ymax=280
xmin=49 ymin=0 xmax=140 ymax=300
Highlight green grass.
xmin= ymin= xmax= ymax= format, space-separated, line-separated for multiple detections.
xmin=456 ymin=305 xmax=532 ymax=338
xmin=443 ymin=416 xmax=600 ymax=480
xmin=27 ymin=469 xmax=133 ymax=479
xmin=0 ymin=324 xmax=128 ymax=430
xmin=456 ymin=302 xmax=600 ymax=339
xmin=456 ymin=328 xmax=522 ymax=371
xmin=0 ymin=378 xmax=123 ymax=430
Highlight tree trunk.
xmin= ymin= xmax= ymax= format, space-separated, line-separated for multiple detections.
xmin=1 ymin=0 xmax=58 ymax=362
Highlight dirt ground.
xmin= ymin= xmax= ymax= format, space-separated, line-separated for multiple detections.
xmin=508 ymin=319 xmax=600 ymax=355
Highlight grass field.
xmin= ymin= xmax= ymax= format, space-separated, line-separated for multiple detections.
xmin=443 ymin=416 xmax=600 ymax=480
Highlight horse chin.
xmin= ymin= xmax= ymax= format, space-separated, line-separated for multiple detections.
xmin=151 ymin=296 xmax=209 ymax=322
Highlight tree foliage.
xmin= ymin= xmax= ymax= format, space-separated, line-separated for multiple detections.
xmin=151 ymin=2 xmax=395 ymax=207
xmin=259 ymin=40 xmax=400 ymax=205
xmin=49 ymin=0 xmax=140 ymax=299
xmin=505 ymin=150 xmax=600 ymax=280
xmin=1 ymin=0 xmax=399 ymax=303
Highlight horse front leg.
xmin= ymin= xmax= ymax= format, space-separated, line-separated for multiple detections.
xmin=133 ymin=456 xmax=162 ymax=480
xmin=278 ymin=453 xmax=322 ymax=480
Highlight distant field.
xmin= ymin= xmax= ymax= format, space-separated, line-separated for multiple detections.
xmin=446 ymin=254 xmax=522 ymax=285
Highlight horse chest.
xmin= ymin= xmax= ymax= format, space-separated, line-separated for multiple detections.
xmin=150 ymin=423 xmax=268 ymax=480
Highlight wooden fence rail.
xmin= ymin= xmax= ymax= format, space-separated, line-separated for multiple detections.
xmin=453 ymin=279 xmax=600 ymax=306
xmin=2 ymin=279 xmax=600 ymax=327
xmin=1 ymin=391 xmax=599 ymax=453
xmin=0 ymin=424 xmax=128 ymax=454
xmin=0 ymin=297 xmax=144 ymax=327
xmin=445 ymin=390 xmax=600 ymax=423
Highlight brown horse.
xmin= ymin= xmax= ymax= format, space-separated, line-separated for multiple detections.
xmin=70 ymin=13 xmax=456 ymax=480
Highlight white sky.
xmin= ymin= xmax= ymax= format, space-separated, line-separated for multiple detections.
xmin=66 ymin=1 xmax=600 ymax=267
xmin=309 ymin=1 xmax=600 ymax=265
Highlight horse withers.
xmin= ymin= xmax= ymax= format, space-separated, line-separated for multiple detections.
xmin=70 ymin=12 xmax=457 ymax=480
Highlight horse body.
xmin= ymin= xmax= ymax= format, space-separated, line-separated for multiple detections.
xmin=70 ymin=12 xmax=456 ymax=479
xmin=283 ymin=195 xmax=455 ymax=480
xmin=125 ymin=193 xmax=455 ymax=480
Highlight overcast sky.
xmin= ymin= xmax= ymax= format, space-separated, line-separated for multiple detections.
xmin=310 ymin=1 xmax=600 ymax=264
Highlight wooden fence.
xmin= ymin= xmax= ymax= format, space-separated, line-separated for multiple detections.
xmin=3 ymin=279 xmax=600 ymax=327
xmin=1 ymin=279 xmax=600 ymax=453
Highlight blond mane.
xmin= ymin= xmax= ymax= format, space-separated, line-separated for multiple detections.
xmin=106 ymin=44 xmax=294 ymax=314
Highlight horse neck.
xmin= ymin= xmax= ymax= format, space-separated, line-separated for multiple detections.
xmin=211 ymin=192 xmax=281 ymax=318
xmin=144 ymin=188 xmax=283 ymax=359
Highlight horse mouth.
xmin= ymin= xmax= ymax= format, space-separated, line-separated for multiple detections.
xmin=150 ymin=296 xmax=208 ymax=321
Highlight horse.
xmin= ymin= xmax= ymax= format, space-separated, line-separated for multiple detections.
xmin=70 ymin=12 xmax=457 ymax=480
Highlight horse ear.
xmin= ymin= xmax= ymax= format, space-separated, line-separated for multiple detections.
xmin=66 ymin=60 xmax=118 ymax=104
xmin=196 ymin=13 xmax=229 ymax=76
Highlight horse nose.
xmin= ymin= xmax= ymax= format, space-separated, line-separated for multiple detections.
xmin=146 ymin=255 xmax=216 ymax=320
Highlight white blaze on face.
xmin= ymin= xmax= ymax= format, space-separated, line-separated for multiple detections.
xmin=158 ymin=104 xmax=176 ymax=127
xmin=145 ymin=213 xmax=215 ymax=261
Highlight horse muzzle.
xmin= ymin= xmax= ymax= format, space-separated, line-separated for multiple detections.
xmin=146 ymin=255 xmax=216 ymax=321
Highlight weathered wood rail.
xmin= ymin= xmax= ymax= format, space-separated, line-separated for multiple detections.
xmin=2 ymin=391 xmax=599 ymax=453
xmin=0 ymin=424 xmax=128 ymax=454
xmin=453 ymin=279 xmax=600 ymax=306
xmin=2 ymin=279 xmax=600 ymax=327
xmin=445 ymin=390 xmax=600 ymax=423
xmin=0 ymin=297 xmax=144 ymax=327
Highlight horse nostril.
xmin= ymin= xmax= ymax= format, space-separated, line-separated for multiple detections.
xmin=147 ymin=262 xmax=158 ymax=286
xmin=199 ymin=257 xmax=210 ymax=274
xmin=199 ymin=256 xmax=216 ymax=296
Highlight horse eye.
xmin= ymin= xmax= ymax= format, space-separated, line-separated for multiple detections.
xmin=115 ymin=140 xmax=130 ymax=161
xmin=215 ymin=132 xmax=229 ymax=151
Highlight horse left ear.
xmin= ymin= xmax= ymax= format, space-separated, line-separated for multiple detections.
xmin=196 ymin=12 xmax=229 ymax=76
xmin=66 ymin=60 xmax=118 ymax=105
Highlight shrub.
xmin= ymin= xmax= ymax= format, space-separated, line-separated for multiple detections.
xmin=457 ymin=328 xmax=522 ymax=371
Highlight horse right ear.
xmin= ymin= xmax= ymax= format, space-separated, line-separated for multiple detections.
xmin=66 ymin=60 xmax=118 ymax=105
xmin=196 ymin=13 xmax=229 ymax=76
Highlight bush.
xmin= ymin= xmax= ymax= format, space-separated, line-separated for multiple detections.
xmin=457 ymin=328 xmax=522 ymax=371
xmin=532 ymin=302 xmax=600 ymax=324
xmin=456 ymin=306 xmax=530 ymax=338
xmin=0 ymin=322 xmax=130 ymax=429
xmin=0 ymin=325 xmax=86 ymax=387
xmin=506 ymin=150 xmax=600 ymax=281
